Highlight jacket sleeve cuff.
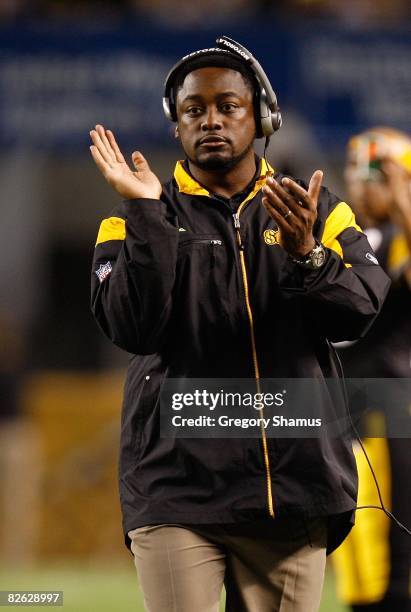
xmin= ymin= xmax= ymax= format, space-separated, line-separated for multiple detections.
xmin=280 ymin=248 xmax=333 ymax=292
xmin=120 ymin=198 xmax=178 ymax=269
xmin=124 ymin=198 xmax=168 ymax=218
xmin=123 ymin=198 xmax=178 ymax=236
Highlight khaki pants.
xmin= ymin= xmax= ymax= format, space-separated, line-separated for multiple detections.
xmin=128 ymin=517 xmax=327 ymax=612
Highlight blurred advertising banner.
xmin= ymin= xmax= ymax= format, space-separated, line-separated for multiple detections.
xmin=0 ymin=23 xmax=409 ymax=151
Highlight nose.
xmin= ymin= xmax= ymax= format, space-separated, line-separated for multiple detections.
xmin=201 ymin=106 xmax=222 ymax=132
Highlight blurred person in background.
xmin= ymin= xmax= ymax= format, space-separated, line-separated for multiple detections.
xmin=332 ymin=127 xmax=411 ymax=612
xmin=89 ymin=37 xmax=390 ymax=611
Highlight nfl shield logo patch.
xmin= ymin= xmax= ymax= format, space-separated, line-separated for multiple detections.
xmin=95 ymin=261 xmax=112 ymax=283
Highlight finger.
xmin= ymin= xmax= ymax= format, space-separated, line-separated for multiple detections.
xmin=106 ymin=130 xmax=126 ymax=164
xmin=90 ymin=145 xmax=111 ymax=177
xmin=263 ymin=184 xmax=302 ymax=220
xmin=90 ymin=128 xmax=115 ymax=166
xmin=307 ymin=170 xmax=324 ymax=205
xmin=132 ymin=151 xmax=150 ymax=173
xmin=262 ymin=196 xmax=294 ymax=233
xmin=279 ymin=177 xmax=312 ymax=210
xmin=267 ymin=177 xmax=306 ymax=214
xmin=95 ymin=124 xmax=116 ymax=162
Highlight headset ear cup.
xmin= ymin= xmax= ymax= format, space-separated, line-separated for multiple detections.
xmin=162 ymin=97 xmax=173 ymax=122
xmin=253 ymin=90 xmax=263 ymax=138
xmin=271 ymin=109 xmax=282 ymax=132
xmin=260 ymin=116 xmax=274 ymax=137
xmin=258 ymin=89 xmax=274 ymax=138
xmin=163 ymin=88 xmax=178 ymax=121
xmin=259 ymin=111 xmax=282 ymax=137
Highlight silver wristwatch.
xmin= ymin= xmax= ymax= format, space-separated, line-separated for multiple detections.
xmin=292 ymin=241 xmax=326 ymax=270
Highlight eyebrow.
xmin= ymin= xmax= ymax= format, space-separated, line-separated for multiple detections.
xmin=180 ymin=91 xmax=242 ymax=103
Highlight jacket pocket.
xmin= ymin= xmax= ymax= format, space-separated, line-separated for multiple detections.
xmin=175 ymin=234 xmax=229 ymax=313
xmin=178 ymin=234 xmax=223 ymax=266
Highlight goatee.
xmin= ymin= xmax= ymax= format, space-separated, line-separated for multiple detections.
xmin=188 ymin=141 xmax=254 ymax=173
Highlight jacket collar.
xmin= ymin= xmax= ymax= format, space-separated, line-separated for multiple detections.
xmin=173 ymin=157 xmax=274 ymax=201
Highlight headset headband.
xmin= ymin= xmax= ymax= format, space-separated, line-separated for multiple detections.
xmin=163 ymin=35 xmax=282 ymax=137
xmin=215 ymin=36 xmax=278 ymax=116
xmin=163 ymin=48 xmax=240 ymax=118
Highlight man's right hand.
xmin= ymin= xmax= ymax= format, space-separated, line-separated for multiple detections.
xmin=90 ymin=124 xmax=162 ymax=200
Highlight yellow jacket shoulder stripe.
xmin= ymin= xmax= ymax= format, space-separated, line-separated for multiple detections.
xmin=322 ymin=201 xmax=362 ymax=267
xmin=96 ymin=216 xmax=126 ymax=246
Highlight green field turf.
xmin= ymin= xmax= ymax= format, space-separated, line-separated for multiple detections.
xmin=0 ymin=564 xmax=348 ymax=611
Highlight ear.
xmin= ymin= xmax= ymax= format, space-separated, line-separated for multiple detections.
xmin=175 ymin=125 xmax=179 ymax=139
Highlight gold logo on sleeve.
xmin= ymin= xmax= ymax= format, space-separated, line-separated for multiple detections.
xmin=263 ymin=229 xmax=279 ymax=245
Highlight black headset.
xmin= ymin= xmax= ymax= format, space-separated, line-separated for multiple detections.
xmin=163 ymin=35 xmax=282 ymax=139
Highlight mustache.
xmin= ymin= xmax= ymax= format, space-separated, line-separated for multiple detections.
xmin=196 ymin=135 xmax=231 ymax=147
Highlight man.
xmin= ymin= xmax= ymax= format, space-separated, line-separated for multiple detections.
xmin=332 ymin=127 xmax=411 ymax=612
xmin=90 ymin=37 xmax=389 ymax=612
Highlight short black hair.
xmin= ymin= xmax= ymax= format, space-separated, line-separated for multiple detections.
xmin=173 ymin=54 xmax=257 ymax=98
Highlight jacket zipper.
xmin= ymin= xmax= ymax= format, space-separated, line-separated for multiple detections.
xmin=233 ymin=209 xmax=276 ymax=519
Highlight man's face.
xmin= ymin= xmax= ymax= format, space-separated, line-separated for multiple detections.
xmin=345 ymin=162 xmax=392 ymax=226
xmin=175 ymin=67 xmax=256 ymax=171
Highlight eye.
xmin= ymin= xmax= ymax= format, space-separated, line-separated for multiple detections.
xmin=220 ymin=102 xmax=238 ymax=112
xmin=186 ymin=106 xmax=203 ymax=116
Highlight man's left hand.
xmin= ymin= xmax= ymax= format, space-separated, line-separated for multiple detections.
xmin=262 ymin=170 xmax=323 ymax=259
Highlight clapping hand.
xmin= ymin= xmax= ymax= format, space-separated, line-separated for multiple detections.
xmin=90 ymin=124 xmax=162 ymax=200
xmin=262 ymin=170 xmax=323 ymax=259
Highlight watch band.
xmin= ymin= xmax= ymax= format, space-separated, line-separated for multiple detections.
xmin=291 ymin=241 xmax=327 ymax=270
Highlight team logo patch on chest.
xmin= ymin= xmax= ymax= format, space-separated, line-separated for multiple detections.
xmin=263 ymin=229 xmax=279 ymax=245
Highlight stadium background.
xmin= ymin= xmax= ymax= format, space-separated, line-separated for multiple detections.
xmin=0 ymin=0 xmax=410 ymax=609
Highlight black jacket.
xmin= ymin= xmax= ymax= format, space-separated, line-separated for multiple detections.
xmin=91 ymin=158 xmax=390 ymax=554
